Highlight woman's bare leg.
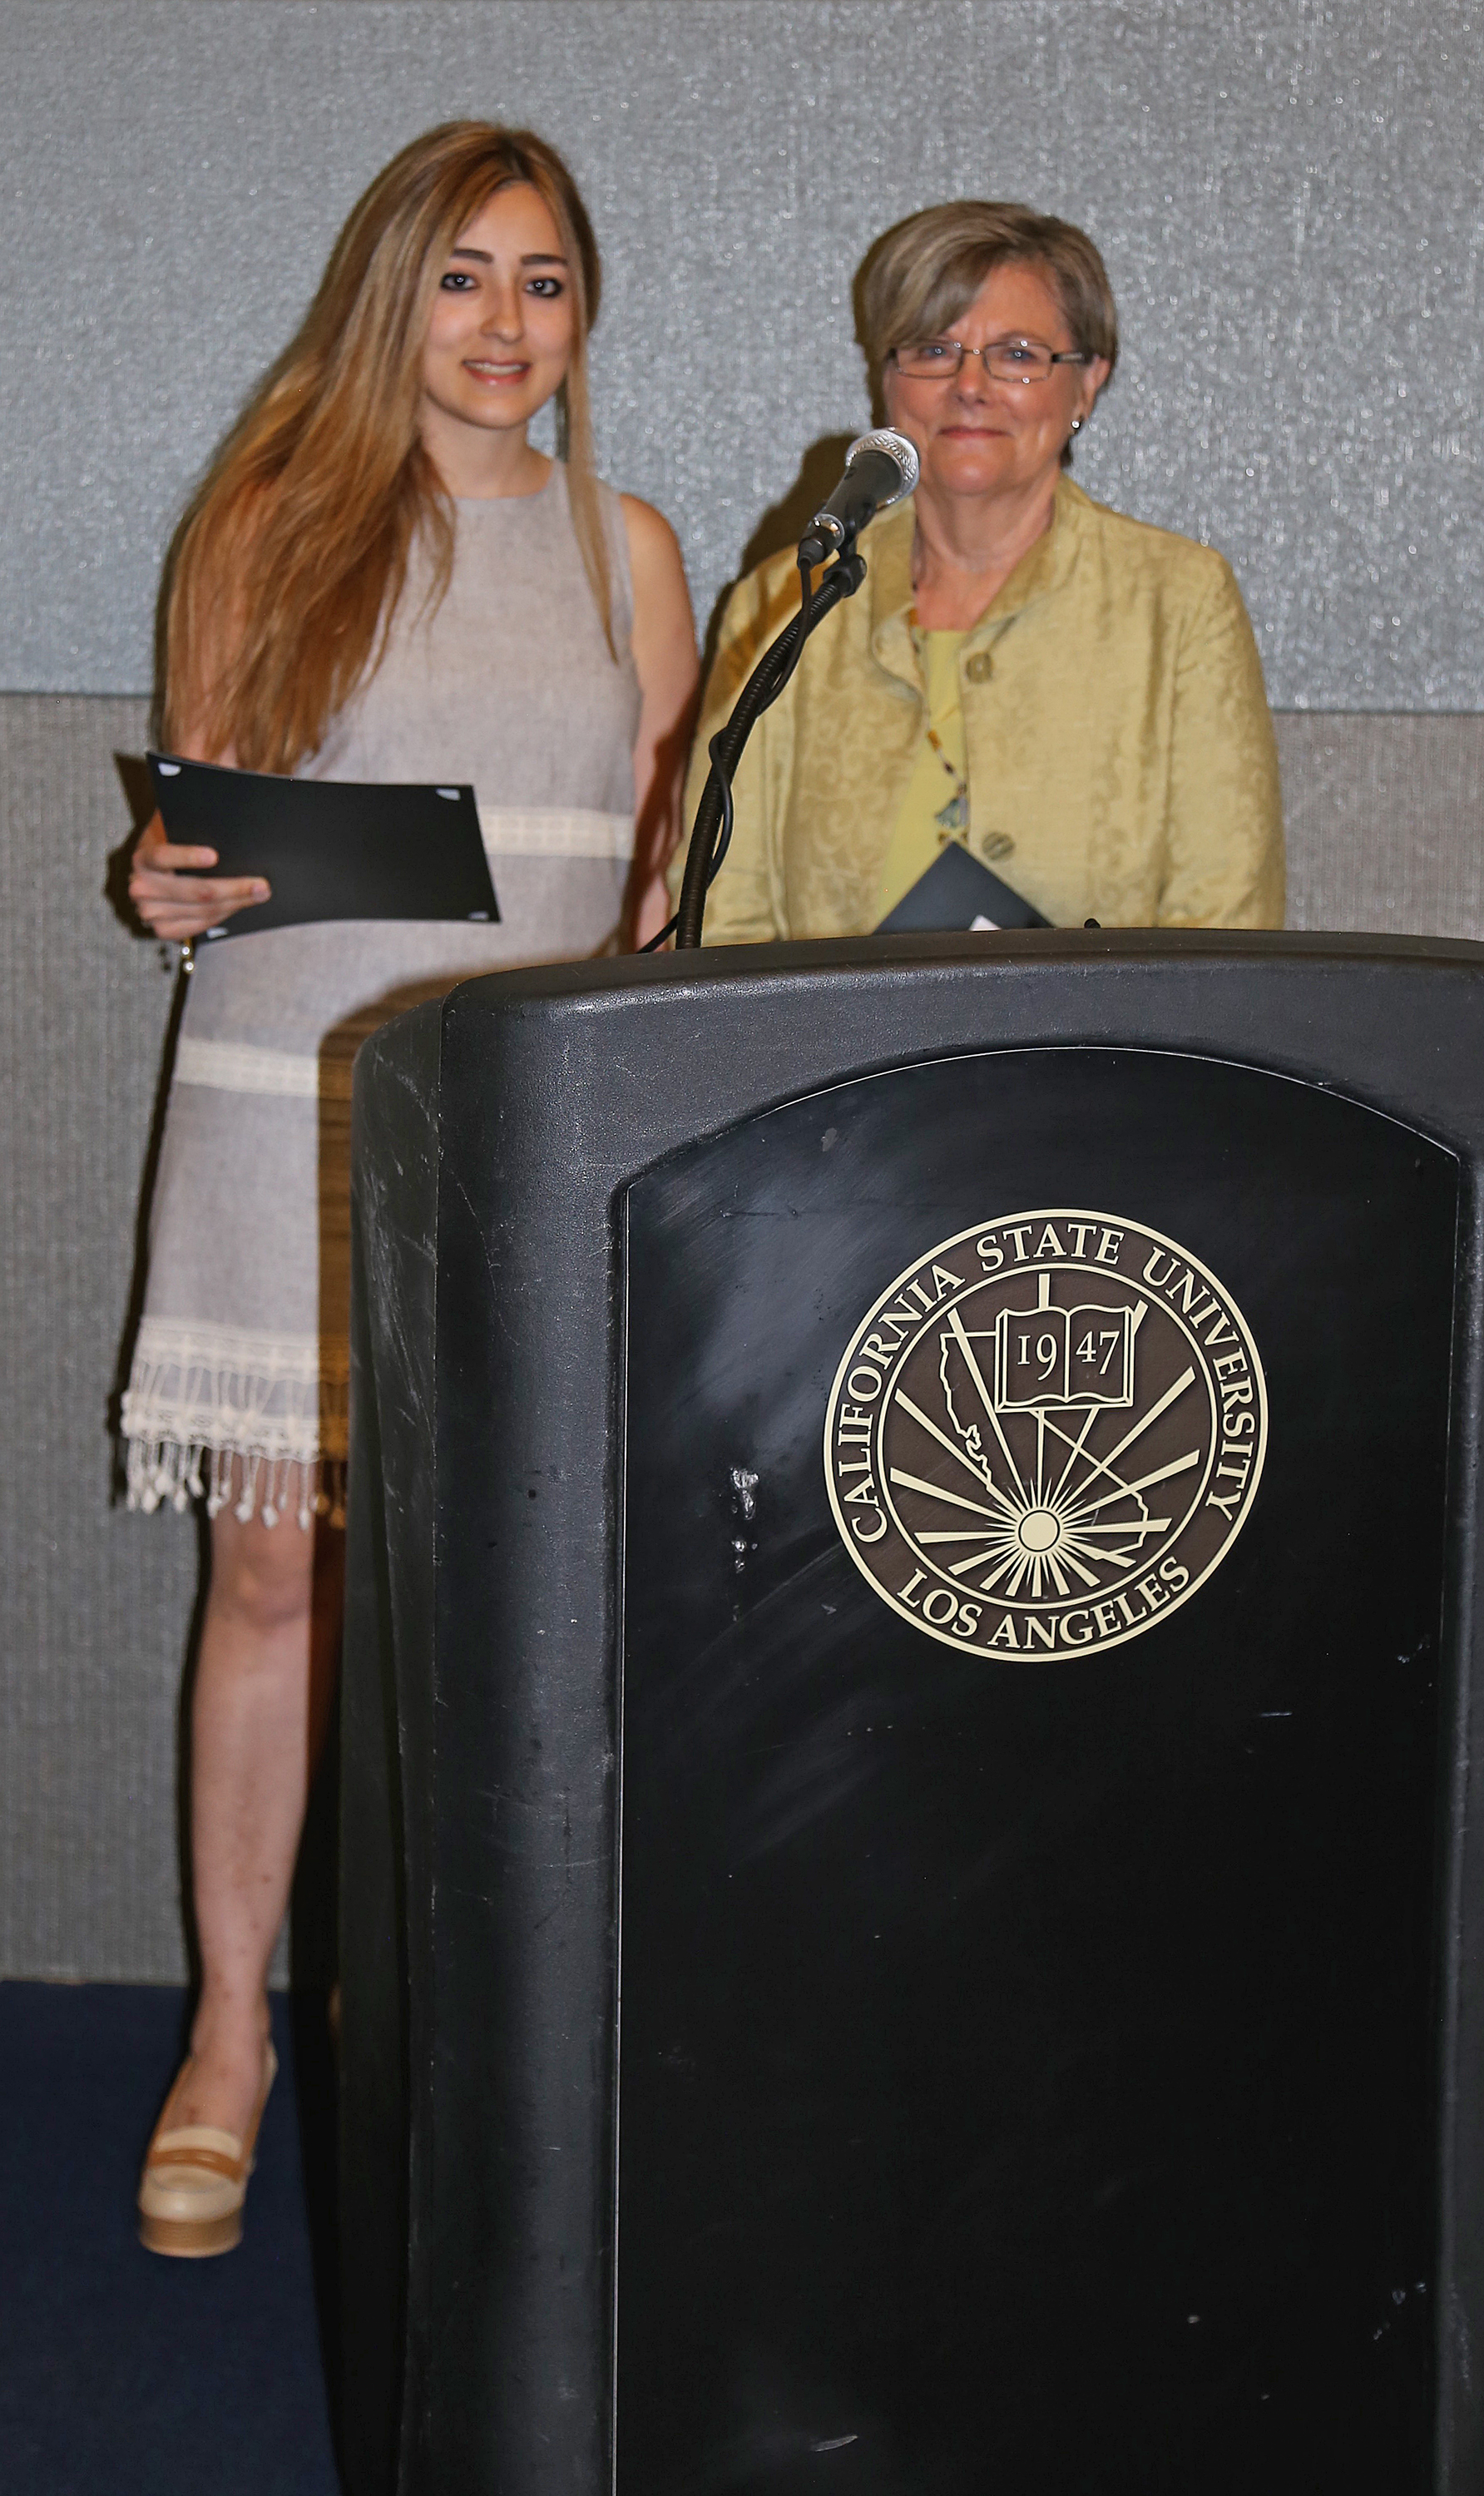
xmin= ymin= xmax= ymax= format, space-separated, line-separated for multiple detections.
xmin=159 ymin=1493 xmax=343 ymax=2141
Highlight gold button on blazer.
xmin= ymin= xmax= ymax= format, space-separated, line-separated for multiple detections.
xmin=674 ymin=477 xmax=1285 ymax=943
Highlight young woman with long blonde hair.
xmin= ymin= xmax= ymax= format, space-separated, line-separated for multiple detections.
xmin=126 ymin=121 xmax=697 ymax=2256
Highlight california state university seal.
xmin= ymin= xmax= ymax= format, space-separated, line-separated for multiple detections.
xmin=824 ymin=1211 xmax=1266 ymax=1658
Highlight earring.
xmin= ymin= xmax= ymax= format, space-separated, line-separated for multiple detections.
xmin=1070 ymin=417 xmax=1083 ymax=433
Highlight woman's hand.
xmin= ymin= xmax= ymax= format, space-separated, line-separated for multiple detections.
xmin=129 ymin=810 xmax=269 ymax=941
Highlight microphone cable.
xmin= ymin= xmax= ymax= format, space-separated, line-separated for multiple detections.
xmin=652 ymin=543 xmax=859 ymax=953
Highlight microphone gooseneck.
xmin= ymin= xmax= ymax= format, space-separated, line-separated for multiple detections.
xmin=667 ymin=543 xmax=867 ymax=951
xmin=796 ymin=429 xmax=920 ymax=571
xmin=658 ymin=430 xmax=916 ymax=953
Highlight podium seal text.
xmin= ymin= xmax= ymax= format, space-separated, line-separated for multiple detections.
xmin=824 ymin=1210 xmax=1267 ymax=1657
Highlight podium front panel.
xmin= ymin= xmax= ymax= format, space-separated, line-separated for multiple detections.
xmin=619 ymin=1046 xmax=1453 ymax=2493
xmin=343 ymin=934 xmax=1484 ymax=2496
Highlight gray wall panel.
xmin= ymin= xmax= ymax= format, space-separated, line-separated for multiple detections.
xmin=2 ymin=687 xmax=1483 ymax=1979
xmin=2 ymin=0 xmax=1482 ymax=707
xmin=0 ymin=696 xmax=196 ymax=1980
xmin=1279 ymin=712 xmax=1484 ymax=938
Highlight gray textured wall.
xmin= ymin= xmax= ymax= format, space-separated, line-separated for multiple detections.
xmin=3 ymin=0 xmax=1482 ymax=706
xmin=3 ymin=0 xmax=1484 ymax=1982
xmin=0 ymin=697 xmax=196 ymax=1980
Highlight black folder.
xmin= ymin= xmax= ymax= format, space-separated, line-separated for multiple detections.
xmin=147 ymin=752 xmax=500 ymax=940
xmin=875 ymin=839 xmax=1050 ymax=933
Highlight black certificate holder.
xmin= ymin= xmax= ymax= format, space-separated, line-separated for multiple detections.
xmin=876 ymin=839 xmax=1051 ymax=934
xmin=146 ymin=751 xmax=500 ymax=941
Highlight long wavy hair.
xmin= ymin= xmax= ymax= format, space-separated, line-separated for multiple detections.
xmin=160 ymin=122 xmax=609 ymax=774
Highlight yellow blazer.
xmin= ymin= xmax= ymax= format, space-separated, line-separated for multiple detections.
xmin=674 ymin=476 xmax=1284 ymax=941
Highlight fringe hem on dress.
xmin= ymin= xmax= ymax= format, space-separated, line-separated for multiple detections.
xmin=121 ymin=1320 xmax=349 ymax=1528
xmin=124 ymin=1436 xmax=348 ymax=1531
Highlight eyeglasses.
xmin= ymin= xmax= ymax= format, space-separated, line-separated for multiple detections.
xmin=889 ymin=336 xmax=1092 ymax=384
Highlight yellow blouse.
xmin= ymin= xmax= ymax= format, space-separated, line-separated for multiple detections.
xmin=873 ymin=627 xmax=969 ymax=923
xmin=674 ymin=476 xmax=1284 ymax=943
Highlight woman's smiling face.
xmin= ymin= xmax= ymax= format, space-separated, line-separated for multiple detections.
xmin=882 ymin=259 xmax=1108 ymax=510
xmin=421 ymin=181 xmax=576 ymax=443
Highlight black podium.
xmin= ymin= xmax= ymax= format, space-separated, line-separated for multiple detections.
xmin=341 ymin=931 xmax=1484 ymax=2496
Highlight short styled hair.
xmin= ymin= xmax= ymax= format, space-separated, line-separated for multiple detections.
xmin=860 ymin=201 xmax=1119 ymax=382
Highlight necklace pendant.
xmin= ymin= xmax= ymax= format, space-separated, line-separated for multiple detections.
xmin=934 ymin=790 xmax=969 ymax=834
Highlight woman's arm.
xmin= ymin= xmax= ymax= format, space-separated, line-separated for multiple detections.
xmin=1160 ymin=558 xmax=1286 ymax=929
xmin=621 ymin=496 xmax=700 ymax=948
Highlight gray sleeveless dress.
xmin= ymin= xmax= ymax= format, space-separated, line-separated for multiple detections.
xmin=122 ymin=466 xmax=641 ymax=1527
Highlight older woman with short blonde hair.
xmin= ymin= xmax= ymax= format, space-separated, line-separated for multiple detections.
xmin=674 ymin=201 xmax=1282 ymax=939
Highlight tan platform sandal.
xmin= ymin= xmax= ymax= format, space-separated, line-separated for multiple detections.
xmin=137 ymin=2041 xmax=278 ymax=2258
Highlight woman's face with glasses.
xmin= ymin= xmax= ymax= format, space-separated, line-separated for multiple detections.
xmin=882 ymin=260 xmax=1109 ymax=510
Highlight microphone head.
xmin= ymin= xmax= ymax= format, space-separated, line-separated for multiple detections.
xmin=844 ymin=428 xmax=920 ymax=505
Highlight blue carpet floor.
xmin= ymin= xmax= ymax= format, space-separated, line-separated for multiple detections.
xmin=0 ymin=1982 xmax=343 ymax=2494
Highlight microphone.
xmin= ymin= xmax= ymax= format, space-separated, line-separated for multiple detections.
xmin=798 ymin=429 xmax=920 ymax=569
